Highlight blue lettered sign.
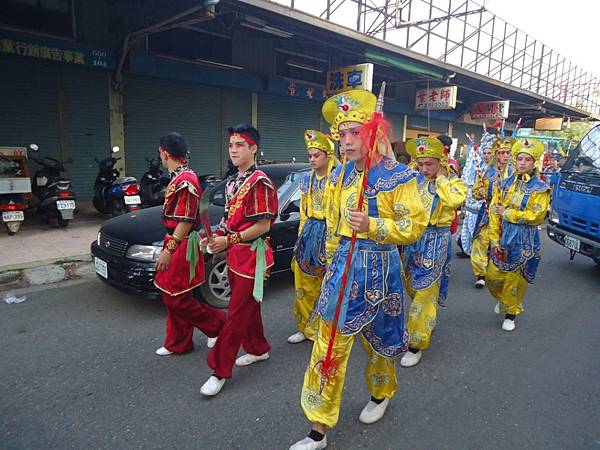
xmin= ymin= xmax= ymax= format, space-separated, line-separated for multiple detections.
xmin=0 ymin=30 xmax=115 ymax=69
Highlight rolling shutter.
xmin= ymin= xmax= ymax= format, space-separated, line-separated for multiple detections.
xmin=257 ymin=94 xmax=321 ymax=163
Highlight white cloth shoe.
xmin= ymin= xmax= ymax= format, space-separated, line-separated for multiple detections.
xmin=475 ymin=278 xmax=485 ymax=288
xmin=494 ymin=302 xmax=501 ymax=314
xmin=155 ymin=346 xmax=173 ymax=356
xmin=502 ymin=318 xmax=516 ymax=332
xmin=287 ymin=331 xmax=307 ymax=344
xmin=200 ymin=376 xmax=226 ymax=396
xmin=289 ymin=435 xmax=327 ymax=450
xmin=207 ymin=337 xmax=217 ymax=349
xmin=235 ymin=352 xmax=270 ymax=367
xmin=400 ymin=350 xmax=422 ymax=367
xmin=359 ymin=398 xmax=390 ymax=424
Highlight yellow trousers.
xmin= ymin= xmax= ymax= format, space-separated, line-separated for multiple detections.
xmin=470 ymin=225 xmax=490 ymax=278
xmin=291 ymin=260 xmax=321 ymax=341
xmin=300 ymin=319 xmax=397 ymax=428
xmin=405 ymin=283 xmax=440 ymax=351
xmin=485 ymin=263 xmax=528 ymax=315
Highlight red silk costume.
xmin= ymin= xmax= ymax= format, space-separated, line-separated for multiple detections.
xmin=207 ymin=166 xmax=278 ymax=378
xmin=154 ymin=165 xmax=226 ymax=353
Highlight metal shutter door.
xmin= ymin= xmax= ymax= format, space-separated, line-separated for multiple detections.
xmin=124 ymin=75 xmax=221 ymax=178
xmin=257 ymin=94 xmax=321 ymax=163
xmin=0 ymin=58 xmax=61 ymax=161
xmin=62 ymin=68 xmax=110 ymax=199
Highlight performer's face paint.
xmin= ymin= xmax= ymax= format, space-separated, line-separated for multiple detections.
xmin=307 ymin=148 xmax=329 ymax=172
xmin=497 ymin=149 xmax=511 ymax=165
xmin=228 ymin=134 xmax=257 ymax=169
xmin=482 ymin=148 xmax=493 ymax=163
xmin=416 ymin=157 xmax=441 ymax=179
xmin=338 ymin=122 xmax=364 ymax=163
xmin=516 ymin=153 xmax=535 ymax=174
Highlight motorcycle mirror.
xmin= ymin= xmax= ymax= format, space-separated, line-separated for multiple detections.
xmin=29 ymin=144 xmax=39 ymax=152
xmin=111 ymin=146 xmax=120 ymax=153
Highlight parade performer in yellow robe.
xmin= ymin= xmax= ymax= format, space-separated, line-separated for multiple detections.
xmin=486 ymin=138 xmax=551 ymax=332
xmin=400 ymin=137 xmax=467 ymax=368
xmin=471 ymin=138 xmax=515 ymax=288
xmin=289 ymin=88 xmax=427 ymax=450
xmin=288 ymin=130 xmax=337 ymax=344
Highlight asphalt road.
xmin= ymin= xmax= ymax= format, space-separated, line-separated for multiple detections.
xmin=1 ymin=234 xmax=599 ymax=450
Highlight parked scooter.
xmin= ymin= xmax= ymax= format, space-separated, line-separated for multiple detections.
xmin=93 ymin=146 xmax=141 ymax=217
xmin=139 ymin=157 xmax=169 ymax=207
xmin=28 ymin=144 xmax=76 ymax=227
xmin=0 ymin=155 xmax=28 ymax=235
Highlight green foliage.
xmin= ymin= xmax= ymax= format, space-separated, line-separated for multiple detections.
xmin=537 ymin=121 xmax=594 ymax=153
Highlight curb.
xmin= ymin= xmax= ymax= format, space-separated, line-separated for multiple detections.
xmin=0 ymin=254 xmax=94 ymax=291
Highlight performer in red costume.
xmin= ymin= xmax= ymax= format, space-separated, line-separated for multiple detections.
xmin=201 ymin=124 xmax=278 ymax=397
xmin=154 ymin=132 xmax=227 ymax=357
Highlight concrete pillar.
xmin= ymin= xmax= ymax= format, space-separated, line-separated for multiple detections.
xmin=108 ymin=79 xmax=125 ymax=175
xmin=251 ymin=92 xmax=258 ymax=128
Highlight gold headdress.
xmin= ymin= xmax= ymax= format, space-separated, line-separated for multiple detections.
xmin=512 ymin=138 xmax=545 ymax=162
xmin=322 ymin=89 xmax=377 ymax=139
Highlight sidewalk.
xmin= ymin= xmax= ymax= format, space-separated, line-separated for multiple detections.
xmin=0 ymin=201 xmax=106 ymax=272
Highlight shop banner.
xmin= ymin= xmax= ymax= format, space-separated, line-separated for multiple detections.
xmin=470 ymin=100 xmax=510 ymax=119
xmin=415 ymin=86 xmax=457 ymax=110
xmin=326 ymin=63 xmax=373 ymax=95
xmin=0 ymin=30 xmax=115 ymax=69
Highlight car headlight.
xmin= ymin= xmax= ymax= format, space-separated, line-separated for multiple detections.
xmin=549 ymin=209 xmax=559 ymax=224
xmin=126 ymin=244 xmax=162 ymax=262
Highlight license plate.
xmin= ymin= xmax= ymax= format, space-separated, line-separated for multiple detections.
xmin=124 ymin=195 xmax=141 ymax=205
xmin=2 ymin=211 xmax=24 ymax=222
xmin=563 ymin=235 xmax=580 ymax=252
xmin=56 ymin=200 xmax=76 ymax=210
xmin=95 ymin=257 xmax=108 ymax=279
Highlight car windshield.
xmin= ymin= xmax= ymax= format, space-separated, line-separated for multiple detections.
xmin=564 ymin=125 xmax=600 ymax=176
xmin=277 ymin=171 xmax=305 ymax=196
xmin=209 ymin=167 xmax=307 ymax=207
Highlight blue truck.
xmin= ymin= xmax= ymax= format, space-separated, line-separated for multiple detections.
xmin=547 ymin=124 xmax=600 ymax=265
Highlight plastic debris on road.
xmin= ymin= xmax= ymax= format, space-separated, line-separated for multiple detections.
xmin=3 ymin=293 xmax=27 ymax=304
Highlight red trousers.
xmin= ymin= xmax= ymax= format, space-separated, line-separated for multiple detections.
xmin=162 ymin=291 xmax=227 ymax=353
xmin=207 ymin=271 xmax=271 ymax=379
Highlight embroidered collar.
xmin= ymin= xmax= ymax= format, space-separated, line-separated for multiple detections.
xmin=170 ymin=164 xmax=189 ymax=179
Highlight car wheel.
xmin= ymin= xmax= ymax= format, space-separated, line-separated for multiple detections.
xmin=199 ymin=255 xmax=231 ymax=309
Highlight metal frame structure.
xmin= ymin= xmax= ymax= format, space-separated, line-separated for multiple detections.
xmin=275 ymin=0 xmax=600 ymax=116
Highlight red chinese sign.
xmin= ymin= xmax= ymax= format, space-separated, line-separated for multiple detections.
xmin=470 ymin=100 xmax=510 ymax=119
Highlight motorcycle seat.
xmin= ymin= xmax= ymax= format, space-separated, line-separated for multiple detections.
xmin=115 ymin=177 xmax=137 ymax=185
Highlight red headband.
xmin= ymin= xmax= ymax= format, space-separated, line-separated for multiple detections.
xmin=230 ymin=133 xmax=257 ymax=147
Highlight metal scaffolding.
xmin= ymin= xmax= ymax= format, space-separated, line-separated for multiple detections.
xmin=274 ymin=0 xmax=600 ymax=117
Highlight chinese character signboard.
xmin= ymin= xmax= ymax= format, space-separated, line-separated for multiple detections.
xmin=470 ymin=100 xmax=510 ymax=119
xmin=0 ymin=30 xmax=115 ymax=69
xmin=415 ymin=86 xmax=457 ymax=110
xmin=326 ymin=63 xmax=373 ymax=96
